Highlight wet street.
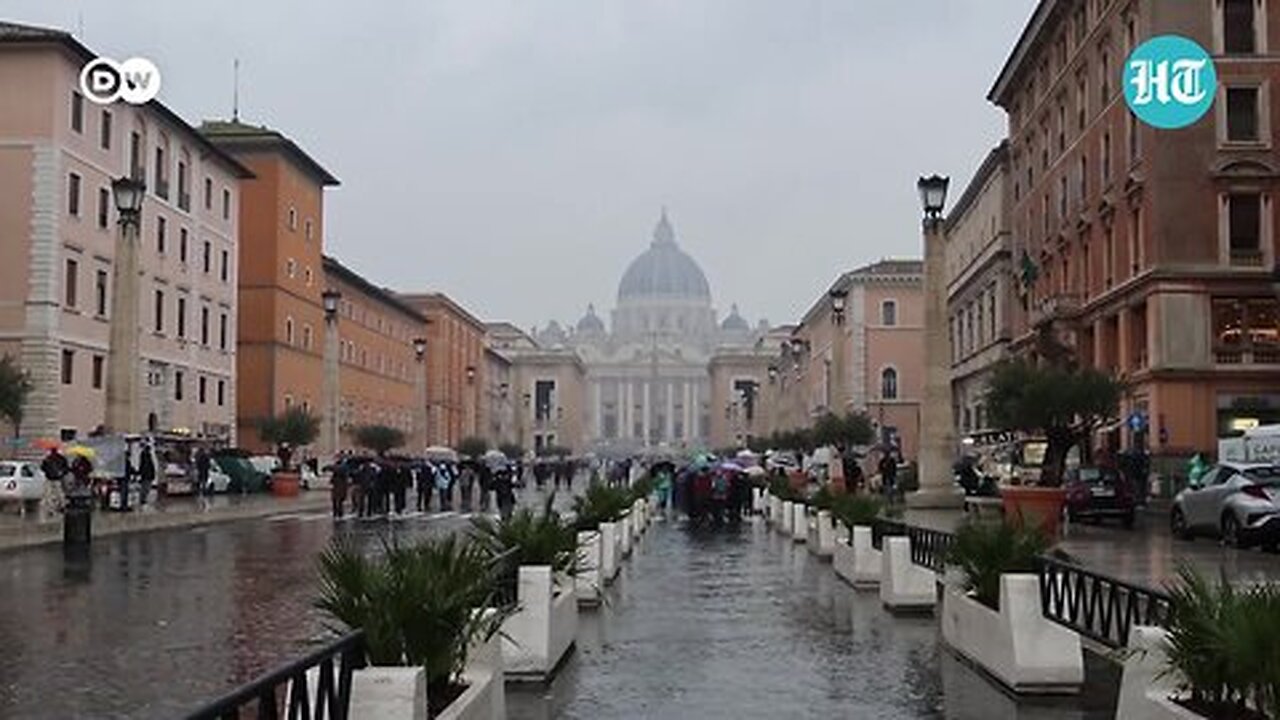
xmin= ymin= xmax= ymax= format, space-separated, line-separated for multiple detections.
xmin=0 ymin=492 xmax=1144 ymax=719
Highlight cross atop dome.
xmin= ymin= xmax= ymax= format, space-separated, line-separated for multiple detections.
xmin=653 ymin=206 xmax=676 ymax=247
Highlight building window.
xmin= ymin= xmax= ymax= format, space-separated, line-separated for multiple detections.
xmin=286 ymin=317 xmax=295 ymax=345
xmin=71 ymin=91 xmax=84 ymax=132
xmin=1213 ymin=298 xmax=1279 ymax=357
xmin=175 ymin=370 xmax=184 ymax=401
xmin=221 ymin=250 xmax=230 ymax=282
xmin=97 ymin=187 xmax=109 ymax=229
xmin=303 ymin=324 xmax=313 ymax=350
xmin=305 ymin=219 xmax=313 ymax=241
xmin=1127 ymin=111 xmax=1140 ymax=163
xmin=204 ymin=177 xmax=212 ymax=210
xmin=199 ymin=376 xmax=207 ymax=404
xmin=156 ymin=216 xmax=167 ymax=254
xmin=61 ymin=350 xmax=74 ymax=385
xmin=92 ymin=355 xmax=104 ymax=390
xmin=177 ymin=160 xmax=189 ymax=211
xmin=1226 ymin=86 xmax=1260 ymax=142
xmin=1227 ymin=193 xmax=1264 ymax=265
xmin=154 ymin=146 xmax=168 ymax=199
xmin=68 ymin=173 xmax=81 ymax=216
xmin=216 ymin=379 xmax=225 ymax=406
xmin=304 ymin=267 xmax=313 ymax=286
xmin=880 ymin=368 xmax=898 ymax=400
xmin=1129 ymin=206 xmax=1144 ymax=275
xmin=881 ymin=300 xmax=898 ymax=326
xmin=1077 ymin=74 xmax=1088 ymax=131
xmin=1101 ymin=130 xmax=1112 ymax=185
xmin=222 ymin=189 xmax=231 ymax=220
xmin=219 ymin=312 xmax=228 ymax=350
xmin=1078 ymin=155 xmax=1088 ymax=203
xmin=177 ymin=296 xmax=187 ymax=338
xmin=100 ymin=110 xmax=112 ymax=149
xmin=201 ymin=306 xmax=210 ymax=346
xmin=154 ymin=289 xmax=165 ymax=333
xmin=1224 ymin=0 xmax=1258 ymax=54
xmin=1104 ymin=224 xmax=1115 ymax=288
xmin=288 ymin=206 xmax=297 ymax=230
xmin=1059 ymin=174 xmax=1069 ymax=217
xmin=286 ymin=259 xmax=296 ymax=278
xmin=129 ymin=131 xmax=142 ymax=180
xmin=95 ymin=270 xmax=107 ymax=316
xmin=1099 ymin=50 xmax=1111 ymax=104
xmin=202 ymin=241 xmax=212 ymax=273
xmin=64 ymin=258 xmax=78 ymax=309
xmin=179 ymin=228 xmax=188 ymax=263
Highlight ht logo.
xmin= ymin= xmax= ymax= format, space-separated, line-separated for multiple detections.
xmin=1123 ymin=35 xmax=1217 ymax=130
xmin=79 ymin=56 xmax=162 ymax=105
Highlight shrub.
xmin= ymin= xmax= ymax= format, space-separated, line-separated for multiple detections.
xmin=470 ymin=494 xmax=578 ymax=578
xmin=570 ymin=482 xmax=632 ymax=532
xmin=809 ymin=485 xmax=835 ymax=511
xmin=768 ymin=475 xmax=802 ymax=502
xmin=630 ymin=473 xmax=656 ymax=502
xmin=829 ymin=493 xmax=884 ymax=529
xmin=257 ymin=407 xmax=321 ymax=470
xmin=314 ymin=535 xmax=512 ymax=699
xmin=945 ymin=520 xmax=1049 ymax=610
xmin=457 ymin=436 xmax=489 ymax=459
xmin=1164 ymin=565 xmax=1280 ymax=718
xmin=352 ymin=424 xmax=406 ymax=457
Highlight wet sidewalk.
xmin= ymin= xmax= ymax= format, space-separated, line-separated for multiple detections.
xmin=510 ymin=516 xmax=1118 ymax=720
xmin=0 ymin=491 xmax=331 ymax=551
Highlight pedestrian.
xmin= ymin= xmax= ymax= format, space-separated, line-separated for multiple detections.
xmin=434 ymin=461 xmax=453 ymax=512
xmin=878 ymin=451 xmax=899 ymax=503
xmin=330 ymin=459 xmax=349 ymax=518
xmin=380 ymin=461 xmax=399 ymax=516
xmin=392 ymin=461 xmax=409 ymax=515
xmin=195 ymin=447 xmax=211 ymax=499
xmin=533 ymin=459 xmax=547 ymax=490
xmin=478 ymin=462 xmax=493 ymax=511
xmin=357 ymin=460 xmax=378 ymax=517
xmin=139 ymin=442 xmax=156 ymax=506
xmin=460 ymin=461 xmax=476 ymax=512
xmin=494 ymin=465 xmax=516 ymax=521
xmin=414 ymin=461 xmax=430 ymax=512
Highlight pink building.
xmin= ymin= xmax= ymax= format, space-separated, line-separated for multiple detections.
xmin=0 ymin=22 xmax=249 ymax=443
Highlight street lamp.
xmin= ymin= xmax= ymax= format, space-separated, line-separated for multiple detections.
xmin=918 ymin=174 xmax=950 ymax=221
xmin=322 ymin=289 xmax=341 ymax=319
xmin=413 ymin=337 xmax=427 ymax=360
xmin=103 ymin=176 xmax=147 ymax=512
xmin=466 ymin=365 xmax=476 ymax=384
xmin=829 ymin=287 xmax=848 ymax=325
xmin=767 ymin=365 xmax=779 ymax=383
xmin=112 ymin=177 xmax=145 ymax=221
xmin=411 ymin=337 xmax=427 ymax=450
xmin=320 ymin=288 xmax=343 ymax=459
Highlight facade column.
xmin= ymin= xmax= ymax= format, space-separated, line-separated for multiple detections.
xmin=624 ymin=382 xmax=634 ymax=441
xmin=642 ymin=381 xmax=651 ymax=448
xmin=665 ymin=380 xmax=674 ymax=442
xmin=908 ymin=208 xmax=962 ymax=508
xmin=321 ymin=312 xmax=342 ymax=457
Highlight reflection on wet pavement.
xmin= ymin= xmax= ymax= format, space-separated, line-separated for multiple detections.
xmin=510 ymin=517 xmax=1119 ymax=720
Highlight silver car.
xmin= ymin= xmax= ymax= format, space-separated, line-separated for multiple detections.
xmin=1171 ymin=462 xmax=1280 ymax=549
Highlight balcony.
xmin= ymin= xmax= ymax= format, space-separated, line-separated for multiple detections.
xmin=1031 ymin=292 xmax=1081 ymax=326
xmin=1214 ymin=346 xmax=1280 ymax=365
xmin=155 ymin=178 xmax=170 ymax=200
xmin=1229 ymin=248 xmax=1265 ymax=267
xmin=178 ymin=191 xmax=191 ymax=212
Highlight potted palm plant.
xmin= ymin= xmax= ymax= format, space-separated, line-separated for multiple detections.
xmin=315 ymin=535 xmax=513 ymax=718
xmin=470 ymin=495 xmax=579 ymax=680
xmin=257 ymin=407 xmax=321 ymax=497
xmin=830 ymin=493 xmax=888 ymax=586
xmin=571 ymin=483 xmax=631 ymax=586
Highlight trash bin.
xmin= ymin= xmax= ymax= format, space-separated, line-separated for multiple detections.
xmin=63 ymin=495 xmax=92 ymax=548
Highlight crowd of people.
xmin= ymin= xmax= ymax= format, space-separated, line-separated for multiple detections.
xmin=328 ymin=454 xmax=520 ymax=520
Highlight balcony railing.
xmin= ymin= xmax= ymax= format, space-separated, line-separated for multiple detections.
xmin=1229 ymin=247 xmax=1265 ymax=267
xmin=1214 ymin=346 xmax=1280 ymax=365
xmin=184 ymin=630 xmax=367 ymax=720
xmin=1031 ymin=292 xmax=1081 ymax=326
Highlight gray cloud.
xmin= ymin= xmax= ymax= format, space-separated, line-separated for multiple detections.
xmin=6 ymin=0 xmax=1034 ymax=330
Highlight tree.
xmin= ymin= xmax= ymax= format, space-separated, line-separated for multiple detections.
xmin=0 ymin=355 xmax=32 ymax=445
xmin=257 ymin=407 xmax=321 ymax=470
xmin=985 ymin=358 xmax=1121 ymax=486
xmin=498 ymin=442 xmax=523 ymax=460
xmin=457 ymin=436 xmax=489 ymax=459
xmin=354 ymin=424 xmax=407 ymax=457
xmin=812 ymin=412 xmax=875 ymax=448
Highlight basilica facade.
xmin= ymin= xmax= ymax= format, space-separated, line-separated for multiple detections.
xmin=533 ymin=211 xmax=765 ymax=453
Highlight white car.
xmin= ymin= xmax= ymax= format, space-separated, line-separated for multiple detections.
xmin=0 ymin=461 xmax=47 ymax=510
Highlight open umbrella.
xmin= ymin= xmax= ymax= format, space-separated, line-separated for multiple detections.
xmin=424 ymin=446 xmax=459 ymax=462
xmin=65 ymin=445 xmax=96 ymax=459
xmin=717 ymin=461 xmax=745 ymax=472
xmin=31 ymin=438 xmax=61 ymax=451
xmin=482 ymin=449 xmax=506 ymax=461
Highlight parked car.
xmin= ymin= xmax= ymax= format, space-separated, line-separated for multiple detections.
xmin=1064 ymin=466 xmax=1136 ymax=528
xmin=1171 ymin=462 xmax=1280 ymax=549
xmin=0 ymin=461 xmax=47 ymax=513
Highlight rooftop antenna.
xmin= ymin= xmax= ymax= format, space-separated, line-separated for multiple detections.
xmin=76 ymin=12 xmax=83 ymax=38
xmin=232 ymin=58 xmax=240 ymax=122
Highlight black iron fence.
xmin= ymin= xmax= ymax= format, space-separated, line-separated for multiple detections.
xmin=1036 ymin=555 xmax=1173 ymax=649
xmin=906 ymin=526 xmax=955 ymax=573
xmin=185 ymin=630 xmax=367 ymax=720
xmin=871 ymin=519 xmax=907 ymax=551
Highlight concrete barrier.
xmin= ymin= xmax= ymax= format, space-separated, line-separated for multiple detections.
xmin=779 ymin=501 xmax=794 ymax=535
xmin=1116 ymin=626 xmax=1203 ymax=718
xmin=880 ymin=536 xmax=935 ymax=612
xmin=619 ymin=514 xmax=633 ymax=558
xmin=575 ymin=530 xmax=601 ymax=606
xmin=790 ymin=502 xmax=807 ymax=543
xmin=441 ymin=622 xmax=504 ymax=720
xmin=851 ymin=525 xmax=882 ymax=586
xmin=502 ymin=566 xmax=578 ymax=681
xmin=940 ymin=575 xmax=1083 ymax=694
xmin=813 ymin=510 xmax=836 ymax=557
xmin=599 ymin=522 xmax=620 ymax=583
xmin=350 ymin=667 xmax=428 ymax=720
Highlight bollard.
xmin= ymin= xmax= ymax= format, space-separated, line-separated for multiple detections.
xmin=63 ymin=494 xmax=93 ymax=551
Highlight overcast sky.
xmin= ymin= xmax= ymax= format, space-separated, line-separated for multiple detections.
xmin=8 ymin=1 xmax=1032 ymax=332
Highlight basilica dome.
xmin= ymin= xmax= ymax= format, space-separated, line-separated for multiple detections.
xmin=617 ymin=210 xmax=711 ymax=303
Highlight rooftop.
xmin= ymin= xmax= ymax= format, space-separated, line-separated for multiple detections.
xmin=201 ymin=120 xmax=340 ymax=186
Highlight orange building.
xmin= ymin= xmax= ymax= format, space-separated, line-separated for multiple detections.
xmin=201 ymin=120 xmax=338 ymax=451
xmin=400 ymin=293 xmax=487 ymax=448
xmin=324 ymin=257 xmax=426 ymax=453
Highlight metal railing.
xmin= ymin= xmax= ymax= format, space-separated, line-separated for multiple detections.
xmin=907 ymin=526 xmax=955 ymax=573
xmin=1036 ymin=555 xmax=1172 ymax=649
xmin=871 ymin=519 xmax=907 ymax=551
xmin=185 ymin=630 xmax=367 ymax=720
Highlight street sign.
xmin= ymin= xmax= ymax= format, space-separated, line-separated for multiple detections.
xmin=1127 ymin=412 xmax=1147 ymax=432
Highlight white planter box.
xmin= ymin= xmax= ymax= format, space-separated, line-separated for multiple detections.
xmin=778 ymin=501 xmax=793 ymax=534
xmin=767 ymin=495 xmax=780 ymax=526
xmin=502 ymin=566 xmax=578 ymax=681
xmin=350 ymin=666 xmax=428 ymax=720
xmin=575 ymin=531 xmax=601 ymax=606
xmin=851 ymin=525 xmax=881 ymax=586
xmin=790 ymin=503 xmax=807 ymax=543
xmin=752 ymin=488 xmax=764 ymax=514
xmin=814 ymin=510 xmax=836 ymax=557
xmin=1116 ymin=626 xmax=1207 ymax=719
xmin=619 ymin=514 xmax=633 ymax=557
xmin=879 ymin=536 xmax=935 ymax=612
xmin=631 ymin=501 xmax=644 ymax=539
xmin=599 ymin=521 xmax=620 ymax=583
xmin=940 ymin=575 xmax=1083 ymax=694
xmin=439 ymin=628 xmax=505 ymax=720
xmin=833 ymin=536 xmax=857 ymax=585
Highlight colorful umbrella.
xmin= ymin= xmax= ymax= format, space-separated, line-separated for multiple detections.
xmin=65 ymin=445 xmax=96 ymax=459
xmin=31 ymin=438 xmax=61 ymax=451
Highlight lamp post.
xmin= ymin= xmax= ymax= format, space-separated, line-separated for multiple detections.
xmin=320 ymin=289 xmax=342 ymax=459
xmin=520 ymin=391 xmax=532 ymax=453
xmin=104 ymin=177 xmax=145 ymax=438
xmin=829 ymin=287 xmax=849 ymax=416
xmin=413 ymin=338 xmax=428 ymax=452
xmin=766 ymin=364 xmax=780 ymax=437
xmin=465 ymin=365 xmax=477 ymax=439
xmin=909 ymin=174 xmax=962 ymax=508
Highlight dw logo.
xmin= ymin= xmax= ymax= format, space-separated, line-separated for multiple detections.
xmin=1124 ymin=35 xmax=1217 ymax=130
xmin=79 ymin=56 xmax=162 ymax=106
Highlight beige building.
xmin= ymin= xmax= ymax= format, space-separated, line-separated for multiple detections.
xmin=483 ymin=346 xmax=513 ymax=448
xmin=774 ymin=260 xmax=925 ymax=459
xmin=945 ymin=142 xmax=1015 ymax=438
xmin=0 ymin=22 xmax=249 ymax=443
xmin=707 ymin=347 xmax=774 ymax=449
